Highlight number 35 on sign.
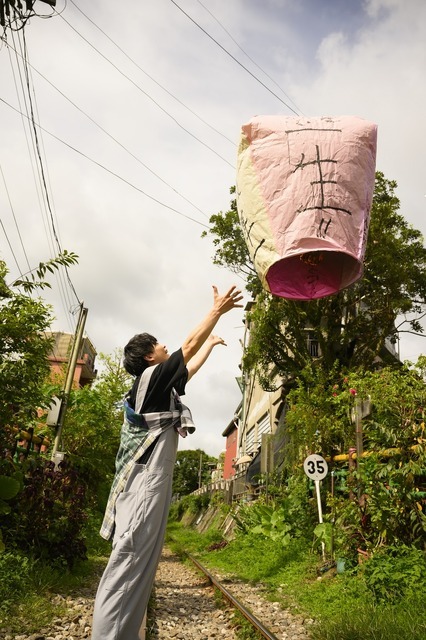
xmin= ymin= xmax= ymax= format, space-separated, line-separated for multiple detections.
xmin=303 ymin=454 xmax=328 ymax=481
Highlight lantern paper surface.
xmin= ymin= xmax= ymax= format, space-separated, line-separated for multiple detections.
xmin=236 ymin=115 xmax=378 ymax=300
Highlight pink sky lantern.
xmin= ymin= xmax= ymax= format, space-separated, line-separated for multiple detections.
xmin=236 ymin=115 xmax=378 ymax=300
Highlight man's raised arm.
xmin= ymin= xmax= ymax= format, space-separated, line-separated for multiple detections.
xmin=181 ymin=285 xmax=243 ymax=365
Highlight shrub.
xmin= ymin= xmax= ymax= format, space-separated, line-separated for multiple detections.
xmin=362 ymin=545 xmax=426 ymax=603
xmin=2 ymin=457 xmax=88 ymax=567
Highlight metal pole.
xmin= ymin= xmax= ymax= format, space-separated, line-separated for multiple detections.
xmin=355 ymin=397 xmax=363 ymax=461
xmin=51 ymin=305 xmax=88 ymax=461
xmin=198 ymin=452 xmax=203 ymax=489
xmin=315 ymin=479 xmax=325 ymax=559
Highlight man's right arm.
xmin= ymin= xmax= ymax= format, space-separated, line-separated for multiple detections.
xmin=181 ymin=285 xmax=243 ymax=365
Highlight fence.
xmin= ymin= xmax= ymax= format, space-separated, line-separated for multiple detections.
xmin=191 ymin=470 xmax=262 ymax=504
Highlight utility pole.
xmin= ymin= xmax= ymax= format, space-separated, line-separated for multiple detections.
xmin=51 ymin=304 xmax=88 ymax=463
xmin=198 ymin=452 xmax=203 ymax=489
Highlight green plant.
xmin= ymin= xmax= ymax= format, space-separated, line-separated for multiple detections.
xmin=2 ymin=457 xmax=88 ymax=567
xmin=233 ymin=502 xmax=292 ymax=545
xmin=0 ymin=470 xmax=22 ymax=552
xmin=362 ymin=545 xmax=426 ymax=603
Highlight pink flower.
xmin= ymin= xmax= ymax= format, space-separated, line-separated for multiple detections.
xmin=349 ymin=388 xmax=357 ymax=396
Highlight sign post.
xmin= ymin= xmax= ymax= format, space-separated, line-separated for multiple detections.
xmin=303 ymin=454 xmax=328 ymax=558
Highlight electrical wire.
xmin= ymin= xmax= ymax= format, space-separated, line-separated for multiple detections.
xmin=5 ymin=39 xmax=210 ymax=219
xmin=6 ymin=34 xmax=75 ymax=330
xmin=0 ymin=163 xmax=31 ymax=272
xmin=57 ymin=12 xmax=235 ymax=169
xmin=22 ymin=36 xmax=77 ymax=320
xmin=170 ymin=0 xmax=300 ymax=116
xmin=19 ymin=28 xmax=81 ymax=305
xmin=0 ymin=96 xmax=210 ymax=229
xmin=68 ymin=0 xmax=235 ymax=147
xmin=194 ymin=0 xmax=303 ymax=115
xmin=0 ymin=215 xmax=24 ymax=275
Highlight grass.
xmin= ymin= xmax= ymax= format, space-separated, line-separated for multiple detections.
xmin=166 ymin=520 xmax=426 ymax=640
xmin=2 ymin=507 xmax=425 ymax=640
xmin=0 ymin=511 xmax=110 ymax=635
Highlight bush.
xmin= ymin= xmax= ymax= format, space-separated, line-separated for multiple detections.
xmin=169 ymin=493 xmax=210 ymax=521
xmin=0 ymin=552 xmax=32 ymax=617
xmin=2 ymin=457 xmax=88 ymax=567
xmin=362 ymin=545 xmax=426 ymax=603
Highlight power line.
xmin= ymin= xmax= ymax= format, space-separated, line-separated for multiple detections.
xmin=0 ymin=96 xmax=210 ymax=229
xmin=57 ymin=12 xmax=235 ymax=169
xmin=5 ymin=33 xmax=76 ymax=331
xmin=21 ymin=35 xmax=77 ymax=321
xmin=0 ymin=163 xmax=32 ymax=272
xmin=0 ymin=213 xmax=24 ymax=275
xmin=194 ymin=0 xmax=303 ymax=115
xmin=5 ymin=39 xmax=210 ymax=219
xmin=19 ymin=28 xmax=81 ymax=304
xmin=170 ymin=0 xmax=300 ymax=116
xmin=68 ymin=0 xmax=235 ymax=147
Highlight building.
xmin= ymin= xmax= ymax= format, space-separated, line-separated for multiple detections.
xmin=221 ymin=411 xmax=239 ymax=480
xmin=46 ymin=331 xmax=97 ymax=388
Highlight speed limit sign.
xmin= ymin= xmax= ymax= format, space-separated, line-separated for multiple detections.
xmin=303 ymin=454 xmax=328 ymax=481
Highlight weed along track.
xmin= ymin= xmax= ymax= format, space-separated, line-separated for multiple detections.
xmin=147 ymin=547 xmax=312 ymax=640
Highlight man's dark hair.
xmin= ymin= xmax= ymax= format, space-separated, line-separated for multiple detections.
xmin=123 ymin=333 xmax=157 ymax=376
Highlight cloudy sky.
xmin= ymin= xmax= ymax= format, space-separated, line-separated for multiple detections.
xmin=1 ymin=0 xmax=425 ymax=457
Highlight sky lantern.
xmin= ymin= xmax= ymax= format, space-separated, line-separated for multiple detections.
xmin=236 ymin=115 xmax=378 ymax=300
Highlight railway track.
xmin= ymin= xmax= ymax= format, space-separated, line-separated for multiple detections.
xmin=147 ymin=546 xmax=312 ymax=640
xmin=186 ymin=552 xmax=280 ymax=640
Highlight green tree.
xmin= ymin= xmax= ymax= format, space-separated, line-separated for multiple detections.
xmin=203 ymin=175 xmax=426 ymax=385
xmin=172 ymin=449 xmax=217 ymax=497
xmin=0 ymin=252 xmax=78 ymax=554
xmin=54 ymin=350 xmax=132 ymax=506
xmin=0 ymin=251 xmax=78 ymax=434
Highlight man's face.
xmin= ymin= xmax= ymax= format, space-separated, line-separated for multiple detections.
xmin=146 ymin=342 xmax=169 ymax=365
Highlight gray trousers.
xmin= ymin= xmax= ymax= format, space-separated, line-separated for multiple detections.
xmin=91 ymin=426 xmax=179 ymax=640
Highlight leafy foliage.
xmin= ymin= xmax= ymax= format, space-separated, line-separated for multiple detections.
xmin=203 ymin=173 xmax=426 ymax=382
xmin=0 ymin=253 xmax=78 ymax=432
xmin=0 ymin=253 xmax=79 ymax=553
xmin=11 ymin=250 xmax=79 ymax=293
xmin=53 ymin=350 xmax=132 ymax=508
xmin=2 ymin=458 xmax=88 ymax=567
xmin=362 ymin=545 xmax=426 ymax=603
xmin=233 ymin=502 xmax=292 ymax=544
xmin=172 ymin=449 xmax=217 ymax=497
xmin=285 ymin=360 xmax=426 ymax=556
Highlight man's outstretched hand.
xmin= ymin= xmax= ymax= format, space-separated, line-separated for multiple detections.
xmin=212 ymin=285 xmax=243 ymax=316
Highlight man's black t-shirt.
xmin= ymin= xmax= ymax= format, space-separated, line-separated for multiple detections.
xmin=128 ymin=348 xmax=188 ymax=413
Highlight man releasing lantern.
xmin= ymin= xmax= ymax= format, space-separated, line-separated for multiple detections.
xmin=236 ymin=115 xmax=378 ymax=300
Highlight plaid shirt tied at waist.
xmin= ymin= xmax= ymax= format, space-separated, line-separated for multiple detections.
xmin=100 ymin=387 xmax=194 ymax=541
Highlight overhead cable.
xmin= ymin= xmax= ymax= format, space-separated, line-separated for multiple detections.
xmin=195 ymin=0 xmax=303 ymax=115
xmin=57 ymin=12 xmax=235 ymax=168
xmin=19 ymin=29 xmax=81 ymax=305
xmin=68 ymin=0 xmax=235 ymax=147
xmin=0 ymin=97 xmax=210 ymax=229
xmin=170 ymin=0 xmax=300 ymax=116
xmin=5 ymin=39 xmax=210 ymax=219
xmin=6 ymin=30 xmax=73 ymax=324
xmin=0 ymin=163 xmax=31 ymax=272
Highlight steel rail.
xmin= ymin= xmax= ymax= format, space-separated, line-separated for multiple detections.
xmin=186 ymin=552 xmax=279 ymax=640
